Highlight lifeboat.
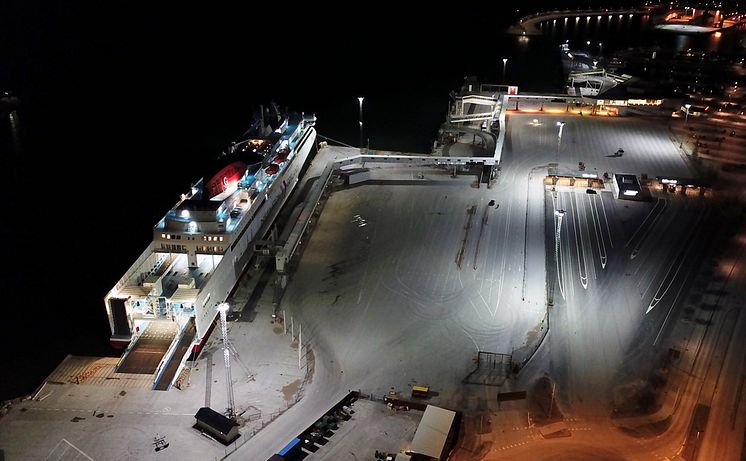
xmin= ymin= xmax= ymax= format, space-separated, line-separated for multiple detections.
xmin=264 ymin=164 xmax=279 ymax=176
xmin=272 ymin=149 xmax=290 ymax=165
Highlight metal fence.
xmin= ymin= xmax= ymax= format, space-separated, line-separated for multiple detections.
xmin=217 ymin=342 xmax=314 ymax=460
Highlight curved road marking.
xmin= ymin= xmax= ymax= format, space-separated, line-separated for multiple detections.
xmin=646 ymin=205 xmax=708 ymax=314
xmin=625 ymin=197 xmax=664 ymax=250
xmin=630 ymin=199 xmax=668 ymax=260
xmin=599 ymin=193 xmax=614 ymax=248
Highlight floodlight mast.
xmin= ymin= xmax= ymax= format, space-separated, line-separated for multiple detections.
xmin=217 ymin=302 xmax=235 ymax=419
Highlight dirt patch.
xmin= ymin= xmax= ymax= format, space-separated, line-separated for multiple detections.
xmin=611 ymin=358 xmax=670 ymax=418
xmin=450 ymin=414 xmax=492 ymax=461
xmin=273 ymin=327 xmax=283 ymax=335
xmin=305 ymin=349 xmax=315 ymax=385
xmin=528 ymin=376 xmax=563 ymax=426
xmin=281 ymin=379 xmax=301 ymax=402
xmin=525 ymin=323 xmax=541 ymax=344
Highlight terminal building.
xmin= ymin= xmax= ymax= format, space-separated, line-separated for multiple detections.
xmin=612 ymin=173 xmax=642 ymax=199
xmin=407 ymin=405 xmax=459 ymax=461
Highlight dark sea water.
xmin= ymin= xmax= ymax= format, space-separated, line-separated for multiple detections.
xmin=1 ymin=2 xmax=742 ymax=400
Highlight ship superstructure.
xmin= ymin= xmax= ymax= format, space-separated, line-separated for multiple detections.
xmin=103 ymin=104 xmax=316 ymax=389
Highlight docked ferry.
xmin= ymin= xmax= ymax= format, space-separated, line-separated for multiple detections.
xmin=103 ymin=104 xmax=316 ymax=390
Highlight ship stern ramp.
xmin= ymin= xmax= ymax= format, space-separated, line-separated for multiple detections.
xmin=152 ymin=318 xmax=197 ymax=390
xmin=115 ymin=319 xmax=178 ymax=374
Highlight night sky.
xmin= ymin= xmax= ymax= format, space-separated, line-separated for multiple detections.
xmin=1 ymin=1 xmax=641 ymax=399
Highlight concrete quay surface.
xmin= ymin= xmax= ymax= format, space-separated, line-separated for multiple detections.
xmin=0 ymin=265 xmax=307 ymax=461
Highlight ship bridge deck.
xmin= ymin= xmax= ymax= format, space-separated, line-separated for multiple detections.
xmin=147 ymin=252 xmax=221 ymax=296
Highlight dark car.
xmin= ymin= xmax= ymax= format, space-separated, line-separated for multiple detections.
xmin=586 ymin=189 xmax=597 ymax=194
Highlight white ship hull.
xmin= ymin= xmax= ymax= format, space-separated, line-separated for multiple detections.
xmin=104 ymin=120 xmax=316 ymax=370
xmin=192 ymin=126 xmax=316 ymax=346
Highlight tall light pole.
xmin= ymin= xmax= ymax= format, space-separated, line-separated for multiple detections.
xmin=358 ymin=96 xmax=365 ymax=154
xmin=502 ymin=58 xmax=508 ymax=83
xmin=217 ymin=302 xmax=235 ymax=419
xmin=556 ymin=121 xmax=565 ymax=166
xmin=598 ymin=42 xmax=603 ymax=57
xmin=684 ymin=103 xmax=691 ymax=124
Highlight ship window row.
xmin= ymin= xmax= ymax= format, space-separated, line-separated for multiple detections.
xmin=161 ymin=243 xmax=186 ymax=252
xmin=161 ymin=233 xmax=201 ymax=241
xmin=198 ymin=245 xmax=224 ymax=252
xmin=203 ymin=236 xmax=224 ymax=242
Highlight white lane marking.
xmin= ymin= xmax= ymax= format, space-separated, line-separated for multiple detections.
xmin=489 ymin=197 xmax=512 ymax=318
xmin=630 ymin=198 xmax=668 ymax=260
xmin=569 ymin=193 xmax=588 ymax=289
xmin=599 ymin=193 xmax=614 ymax=248
xmin=625 ymin=197 xmax=664 ymax=249
xmin=588 ymin=193 xmax=607 ymax=269
xmin=646 ymin=205 xmax=708 ymax=314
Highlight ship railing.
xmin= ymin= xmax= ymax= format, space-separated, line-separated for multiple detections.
xmin=149 ymin=253 xmax=169 ymax=278
xmin=449 ymin=112 xmax=497 ymax=124
xmin=231 ymin=139 xmax=251 ymax=152
xmin=569 ymin=69 xmax=607 ymax=78
xmin=478 ymin=84 xmax=510 ymax=94
xmin=110 ymin=242 xmax=156 ymax=294
xmin=280 ymin=160 xmax=336 ymax=264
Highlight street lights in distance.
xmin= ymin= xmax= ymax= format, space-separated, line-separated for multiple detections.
xmin=358 ymin=96 xmax=365 ymax=154
xmin=684 ymin=103 xmax=692 ymax=124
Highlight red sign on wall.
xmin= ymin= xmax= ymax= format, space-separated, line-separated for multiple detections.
xmin=508 ymin=86 xmax=519 ymax=95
